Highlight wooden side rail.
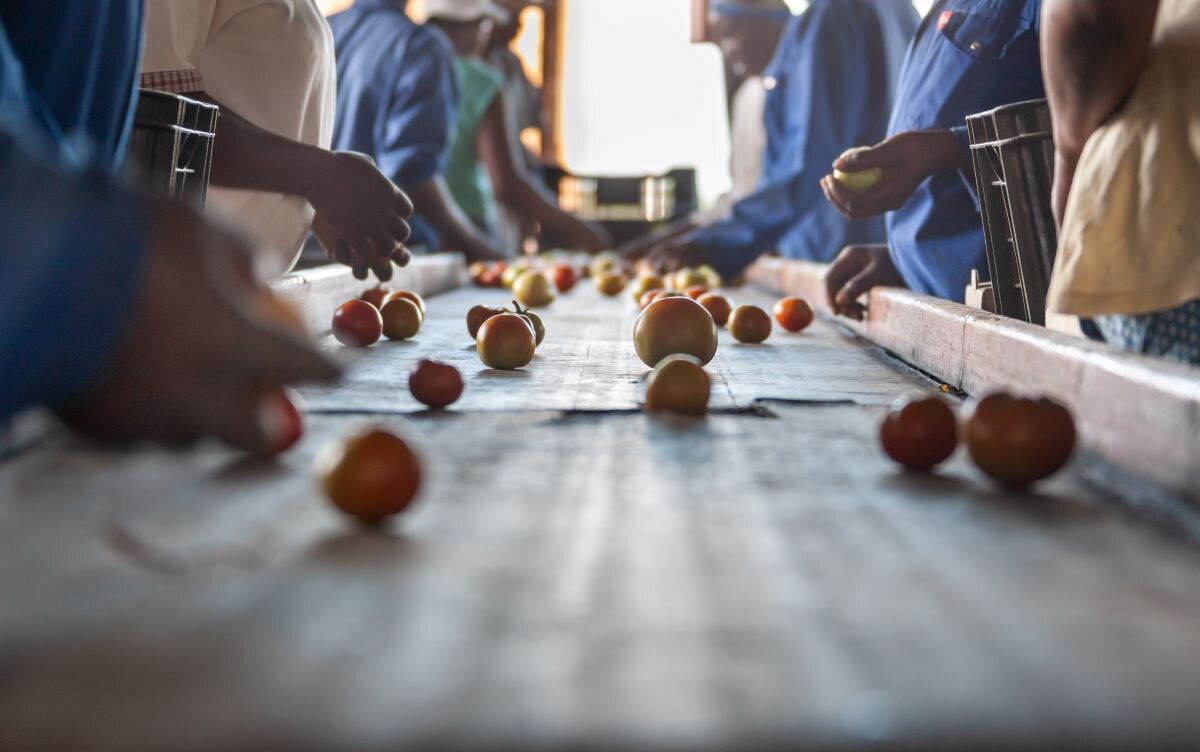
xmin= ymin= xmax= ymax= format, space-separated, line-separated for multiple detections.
xmin=748 ymin=258 xmax=1200 ymax=500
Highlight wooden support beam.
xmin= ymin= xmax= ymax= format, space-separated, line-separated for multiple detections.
xmin=747 ymin=258 xmax=1200 ymax=500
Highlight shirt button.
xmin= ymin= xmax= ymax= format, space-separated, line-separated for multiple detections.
xmin=969 ymin=41 xmax=982 ymax=52
xmin=763 ymin=77 xmax=777 ymax=91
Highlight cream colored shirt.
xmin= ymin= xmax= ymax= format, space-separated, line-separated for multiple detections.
xmin=1048 ymin=0 xmax=1200 ymax=317
xmin=693 ymin=76 xmax=768 ymax=224
xmin=141 ymin=0 xmax=337 ymax=276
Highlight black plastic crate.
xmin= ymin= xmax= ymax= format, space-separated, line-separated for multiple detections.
xmin=127 ymin=90 xmax=219 ymax=208
xmin=967 ymin=99 xmax=1057 ymax=325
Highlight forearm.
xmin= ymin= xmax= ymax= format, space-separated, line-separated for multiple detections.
xmin=1041 ymin=0 xmax=1159 ymax=160
xmin=404 ymin=178 xmax=502 ymax=258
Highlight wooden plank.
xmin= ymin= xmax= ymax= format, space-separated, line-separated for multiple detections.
xmin=3 ymin=408 xmax=1200 ymax=750
xmin=748 ymin=259 xmax=1200 ymax=500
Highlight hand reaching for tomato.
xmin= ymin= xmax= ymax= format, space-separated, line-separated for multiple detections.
xmin=57 ymin=201 xmax=342 ymax=454
xmin=644 ymin=234 xmax=710 ymax=275
xmin=823 ymin=244 xmax=906 ymax=321
xmin=820 ymin=130 xmax=964 ymax=221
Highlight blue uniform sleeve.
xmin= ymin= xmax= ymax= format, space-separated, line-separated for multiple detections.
xmin=376 ymin=28 xmax=459 ymax=186
xmin=694 ymin=5 xmax=870 ymax=278
xmin=951 ymin=124 xmax=983 ymax=210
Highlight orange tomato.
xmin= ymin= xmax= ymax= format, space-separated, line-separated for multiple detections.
xmin=880 ymin=395 xmax=959 ymax=471
xmin=728 ymin=305 xmax=772 ymax=344
xmin=965 ymin=393 xmax=1076 ymax=488
xmin=774 ymin=297 xmax=814 ymax=333
xmin=380 ymin=298 xmax=422 ymax=341
xmin=684 ymin=285 xmax=709 ymax=300
xmin=360 ymin=286 xmax=389 ymax=309
xmin=633 ymin=296 xmax=719 ymax=367
xmin=477 ymin=313 xmax=536 ymax=370
xmin=384 ymin=290 xmax=426 ymax=317
xmin=317 ymin=428 xmax=422 ymax=524
xmin=696 ymin=293 xmax=732 ymax=327
xmin=332 ymin=299 xmax=383 ymax=347
xmin=645 ymin=355 xmax=710 ymax=416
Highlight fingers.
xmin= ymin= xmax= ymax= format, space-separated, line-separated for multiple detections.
xmin=821 ymin=175 xmax=859 ymax=219
xmin=824 ymin=245 xmax=869 ymax=314
xmin=182 ymin=383 xmax=274 ymax=456
xmin=394 ymin=189 xmax=414 ymax=217
xmin=388 ymin=216 xmax=412 ymax=246
xmin=835 ymin=141 xmax=888 ymax=172
xmin=391 ymin=245 xmax=412 ymax=268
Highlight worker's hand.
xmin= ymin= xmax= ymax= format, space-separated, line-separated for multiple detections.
xmin=308 ymin=151 xmax=414 ymax=281
xmin=645 ymin=235 xmax=708 ymax=274
xmin=820 ymin=130 xmax=963 ymax=221
xmin=823 ymin=243 xmax=906 ymax=321
xmin=58 ymin=202 xmax=342 ymax=454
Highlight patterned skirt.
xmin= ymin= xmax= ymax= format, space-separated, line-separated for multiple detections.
xmin=1094 ymin=299 xmax=1200 ymax=366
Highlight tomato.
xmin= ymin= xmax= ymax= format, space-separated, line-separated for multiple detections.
xmin=639 ymin=288 xmax=665 ymax=311
xmin=332 ymin=299 xmax=383 ymax=347
xmin=477 ymin=313 xmax=537 ymax=370
xmin=384 ymin=290 xmax=426 ymax=317
xmin=317 ymin=427 xmax=422 ymax=524
xmin=409 ymin=359 xmax=464 ymax=409
xmin=880 ymin=395 xmax=959 ymax=471
xmin=513 ymin=271 xmax=556 ymax=307
xmin=697 ymin=293 xmax=732 ymax=327
xmin=467 ymin=304 xmax=504 ymax=339
xmin=594 ymin=271 xmax=628 ymax=297
xmin=774 ymin=297 xmax=814 ymax=333
xmin=469 ymin=261 xmax=489 ymax=285
xmin=651 ymin=290 xmax=685 ymax=304
xmin=645 ymin=354 xmax=710 ymax=417
xmin=965 ymin=393 xmax=1077 ymax=488
xmin=589 ymin=251 xmax=620 ymax=278
xmin=360 ymin=286 xmax=389 ymax=310
xmin=380 ymin=298 xmax=422 ymax=341
xmin=672 ymin=268 xmax=708 ymax=291
xmin=728 ymin=305 xmax=772 ymax=344
xmin=258 ymin=387 xmax=305 ymax=456
xmin=548 ymin=263 xmax=578 ymax=293
xmin=479 ymin=268 xmax=503 ymax=288
xmin=630 ymin=272 xmax=665 ymax=304
xmin=510 ymin=301 xmax=546 ymax=346
xmin=633 ymin=296 xmax=719 ymax=367
xmin=684 ymin=285 xmax=709 ymax=300
xmin=698 ymin=264 xmax=723 ymax=289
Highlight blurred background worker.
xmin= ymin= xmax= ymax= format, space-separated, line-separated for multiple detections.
xmin=1042 ymin=0 xmax=1200 ymax=365
xmin=330 ymin=0 xmax=505 ymax=262
xmin=631 ymin=0 xmax=920 ymax=278
xmin=141 ymin=0 xmax=413 ymax=282
xmin=822 ymin=0 xmax=1046 ymax=319
xmin=426 ymin=0 xmax=611 ymax=254
xmin=618 ymin=0 xmax=787 ymax=260
xmin=0 ymin=4 xmax=340 ymax=452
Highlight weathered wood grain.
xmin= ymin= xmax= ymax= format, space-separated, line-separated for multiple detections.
xmin=748 ymin=258 xmax=1200 ymax=500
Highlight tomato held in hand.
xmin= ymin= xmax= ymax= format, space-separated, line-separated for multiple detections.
xmin=381 ymin=297 xmax=422 ymax=341
xmin=728 ymin=305 xmax=772 ymax=344
xmin=645 ymin=354 xmax=711 ymax=417
xmin=467 ymin=305 xmax=504 ymax=339
xmin=633 ymin=296 xmax=719 ymax=368
xmin=332 ymin=299 xmax=383 ymax=347
xmin=317 ymin=427 xmax=422 ymax=524
xmin=774 ymin=297 xmax=814 ymax=333
xmin=697 ymin=293 xmax=732 ymax=327
xmin=477 ymin=313 xmax=537 ymax=370
xmin=965 ymin=393 xmax=1077 ymax=488
xmin=409 ymin=359 xmax=464 ymax=409
xmin=384 ymin=290 xmax=426 ymax=318
xmin=880 ymin=395 xmax=959 ymax=471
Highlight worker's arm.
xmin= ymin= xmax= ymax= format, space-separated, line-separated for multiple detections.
xmin=402 ymin=177 xmax=504 ymax=262
xmin=191 ymin=95 xmax=413 ymax=281
xmin=476 ymin=97 xmax=611 ymax=253
xmin=1041 ymin=0 xmax=1160 ymax=224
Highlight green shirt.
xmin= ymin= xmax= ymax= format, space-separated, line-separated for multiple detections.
xmin=446 ymin=57 xmax=502 ymax=231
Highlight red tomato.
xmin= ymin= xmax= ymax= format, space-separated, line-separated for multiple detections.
xmin=684 ymin=285 xmax=709 ymax=300
xmin=360 ymin=286 xmax=389 ymax=309
xmin=639 ymin=288 xmax=665 ymax=311
xmin=774 ymin=297 xmax=814 ymax=333
xmin=384 ymin=290 xmax=426 ymax=317
xmin=548 ymin=263 xmax=578 ymax=293
xmin=409 ymin=359 xmax=464 ymax=409
xmin=697 ymin=293 xmax=732 ymax=327
xmin=477 ymin=313 xmax=537 ymax=370
xmin=633 ymin=296 xmax=719 ymax=368
xmin=728 ymin=305 xmax=772 ymax=344
xmin=332 ymin=299 xmax=383 ymax=347
xmin=317 ymin=428 xmax=422 ymax=524
xmin=880 ymin=395 xmax=959 ymax=471
xmin=645 ymin=355 xmax=710 ymax=416
xmin=965 ymin=393 xmax=1077 ymax=488
xmin=258 ymin=387 xmax=305 ymax=456
xmin=467 ymin=305 xmax=504 ymax=339
xmin=380 ymin=298 xmax=422 ymax=341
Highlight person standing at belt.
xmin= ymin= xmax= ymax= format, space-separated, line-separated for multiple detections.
xmin=141 ymin=0 xmax=414 ymax=281
xmin=633 ymin=0 xmax=920 ymax=277
xmin=1041 ymin=0 xmax=1200 ymax=365
xmin=822 ymin=0 xmax=1046 ymax=318
xmin=0 ymin=4 xmax=340 ymax=452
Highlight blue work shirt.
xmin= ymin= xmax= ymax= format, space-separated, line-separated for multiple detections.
xmin=695 ymin=0 xmax=919 ymax=279
xmin=329 ymin=1 xmax=460 ymax=251
xmin=887 ymin=0 xmax=1045 ymax=301
xmin=0 ymin=0 xmax=143 ymax=172
xmin=0 ymin=18 xmax=147 ymax=421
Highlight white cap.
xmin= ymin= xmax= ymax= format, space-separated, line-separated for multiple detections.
xmin=424 ymin=0 xmax=511 ymax=23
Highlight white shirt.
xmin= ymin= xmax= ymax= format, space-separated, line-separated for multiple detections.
xmin=141 ymin=0 xmax=337 ymax=276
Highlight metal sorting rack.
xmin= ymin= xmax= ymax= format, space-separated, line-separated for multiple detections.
xmin=967 ymin=99 xmax=1058 ymax=325
xmin=127 ymin=90 xmax=219 ymax=208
